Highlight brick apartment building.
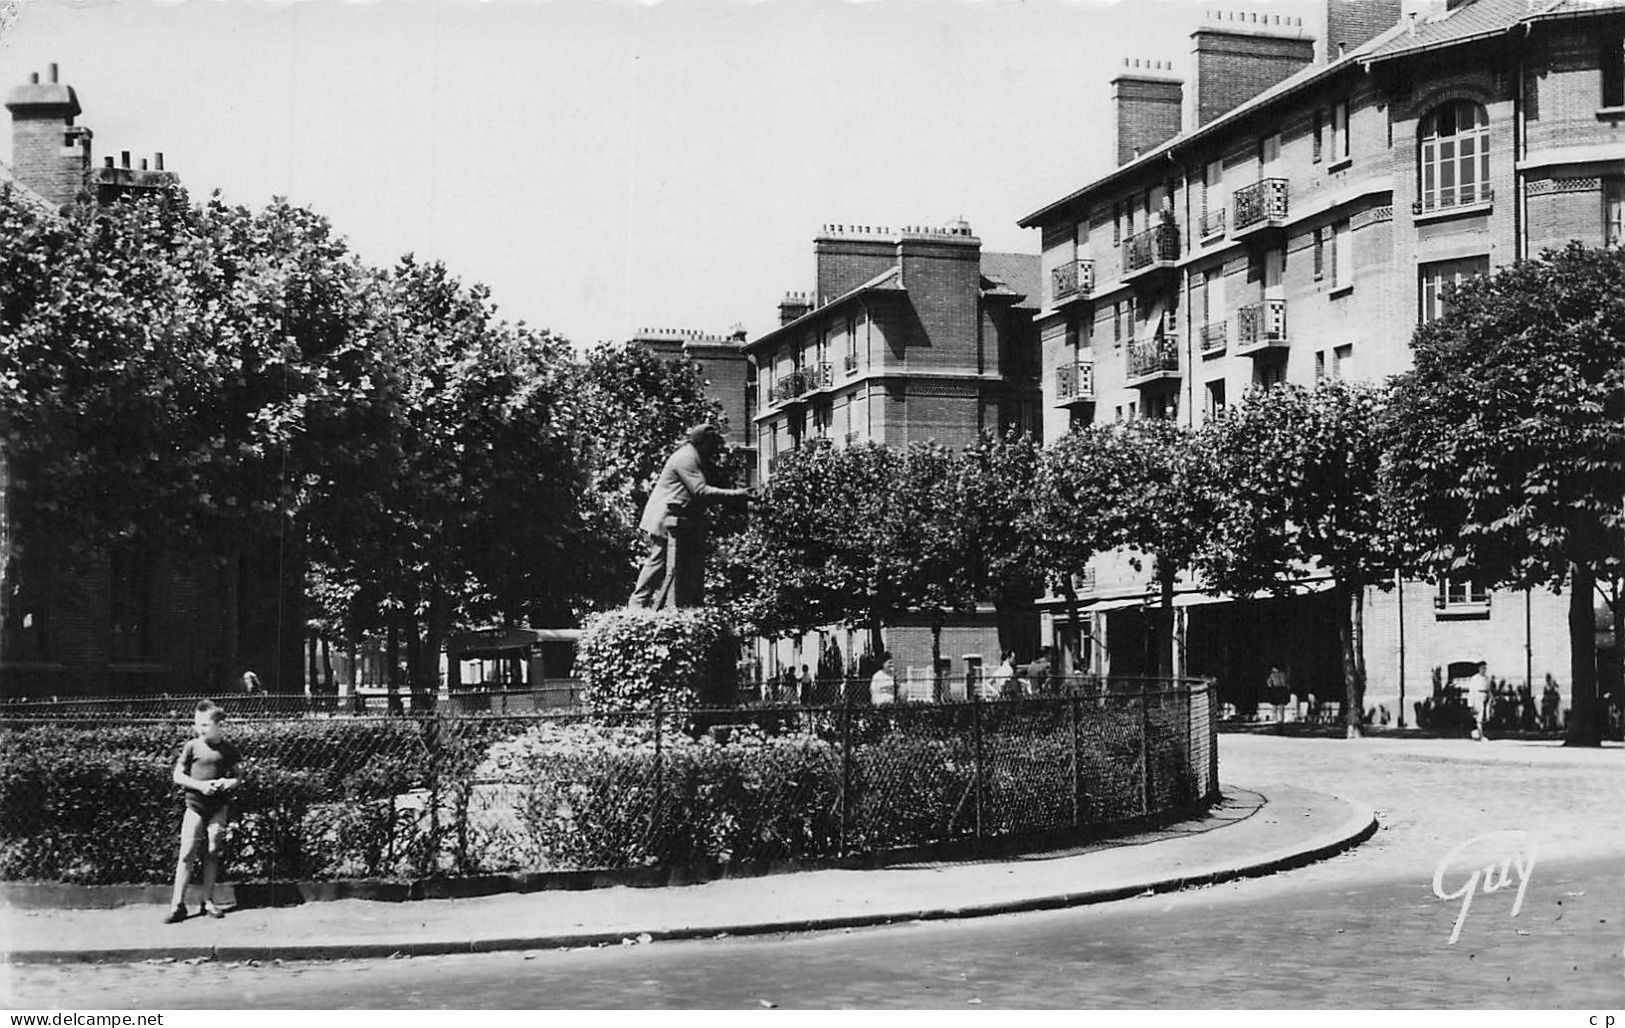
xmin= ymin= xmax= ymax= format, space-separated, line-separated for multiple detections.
xmin=1 ymin=64 xmax=301 ymax=698
xmin=744 ymin=221 xmax=1043 ymax=693
xmin=1018 ymin=0 xmax=1624 ymax=721
xmin=627 ymin=326 xmax=757 ymax=481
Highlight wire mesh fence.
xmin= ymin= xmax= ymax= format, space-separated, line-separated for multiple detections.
xmin=0 ymin=680 xmax=1216 ymax=885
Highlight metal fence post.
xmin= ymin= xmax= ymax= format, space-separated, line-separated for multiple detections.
xmin=838 ymin=702 xmax=852 ymax=857
xmin=972 ymin=691 xmax=985 ymax=841
xmin=1069 ymin=695 xmax=1081 ymax=829
xmin=1139 ymin=680 xmax=1151 ymax=816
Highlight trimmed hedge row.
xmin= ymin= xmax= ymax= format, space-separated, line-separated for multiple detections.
xmin=0 ymin=700 xmax=1199 ymax=883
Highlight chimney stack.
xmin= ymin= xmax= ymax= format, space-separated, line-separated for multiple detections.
xmin=4 ymin=63 xmax=88 ymax=208
xmin=1326 ymin=0 xmax=1403 ymax=62
xmin=1190 ymin=12 xmax=1314 ymax=127
xmin=1112 ymin=59 xmax=1183 ymax=166
xmin=778 ymin=292 xmax=813 ymax=326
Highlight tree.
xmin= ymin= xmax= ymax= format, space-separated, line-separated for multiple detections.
xmin=957 ymin=431 xmax=1045 ymax=661
xmin=1032 ymin=420 xmax=1210 ymax=679
xmin=1201 ymin=380 xmax=1400 ymax=737
xmin=739 ymin=441 xmax=965 ymax=673
xmin=0 ymin=186 xmax=382 ymax=690
xmin=1385 ymin=243 xmax=1625 ymax=746
xmin=308 ymin=256 xmax=602 ymax=709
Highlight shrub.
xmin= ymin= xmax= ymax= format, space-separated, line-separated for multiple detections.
xmin=574 ymin=607 xmax=739 ymax=712
xmin=0 ymin=718 xmax=443 ymax=883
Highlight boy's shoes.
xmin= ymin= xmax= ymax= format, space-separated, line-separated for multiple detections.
xmin=201 ymin=901 xmax=227 ymax=919
xmin=163 ymin=905 xmax=188 ymax=924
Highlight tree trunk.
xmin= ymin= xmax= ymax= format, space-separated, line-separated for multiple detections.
xmin=1353 ymin=586 xmax=1368 ymax=720
xmin=1059 ymin=577 xmax=1083 ymax=678
xmin=1336 ymin=581 xmax=1362 ymax=739
xmin=1565 ymin=561 xmax=1601 ymax=747
xmin=1154 ymin=568 xmax=1175 ymax=680
xmin=385 ymin=619 xmax=404 ymax=716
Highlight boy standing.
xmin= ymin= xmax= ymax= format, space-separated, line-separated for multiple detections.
xmin=167 ymin=700 xmax=241 ymax=923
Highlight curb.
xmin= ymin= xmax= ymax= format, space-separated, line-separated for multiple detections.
xmin=5 ymin=791 xmax=1378 ymax=964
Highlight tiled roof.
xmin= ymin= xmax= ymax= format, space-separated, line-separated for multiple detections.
xmin=0 ymin=160 xmax=57 ymax=217
xmin=1363 ymin=0 xmax=1551 ymax=61
xmin=1364 ymin=0 xmax=1625 ymax=62
xmin=980 ymin=251 xmax=1041 ymax=306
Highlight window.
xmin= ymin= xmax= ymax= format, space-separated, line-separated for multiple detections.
xmin=1143 ymin=390 xmax=1177 ymax=421
xmin=1418 ymin=101 xmax=1490 ymax=213
xmin=1604 ymin=38 xmax=1625 ymax=109
xmin=1206 ymin=380 xmax=1227 ymax=418
xmin=1315 ymin=350 xmax=1327 ymax=380
xmin=1312 ymin=110 xmax=1323 ymax=163
xmin=1329 ymin=100 xmax=1350 ymax=164
xmin=1257 ymin=359 xmax=1286 ymax=390
xmin=1605 ymin=178 xmax=1625 ymax=248
xmin=1113 ymin=202 xmax=1122 ymax=245
xmin=1436 ymin=577 xmax=1490 ymax=612
xmin=1313 ymin=228 xmax=1325 ymax=280
xmin=1333 ymin=343 xmax=1353 ymax=380
xmin=845 ymin=314 xmax=859 ymax=373
xmin=1330 ymin=220 xmax=1352 ymax=291
xmin=1419 ymin=256 xmax=1490 ymax=323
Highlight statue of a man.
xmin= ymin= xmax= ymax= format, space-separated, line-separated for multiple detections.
xmin=629 ymin=423 xmax=749 ymax=609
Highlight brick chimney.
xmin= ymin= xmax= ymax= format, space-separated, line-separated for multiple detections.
xmin=1326 ymin=0 xmax=1403 ymax=61
xmin=813 ymin=224 xmax=898 ymax=306
xmin=778 ymin=292 xmax=813 ymax=326
xmin=1191 ymin=12 xmax=1315 ymax=127
xmin=1113 ymin=60 xmax=1183 ymax=166
xmin=5 ymin=63 xmax=92 ymax=208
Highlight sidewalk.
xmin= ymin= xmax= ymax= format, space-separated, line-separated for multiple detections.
xmin=1 ymin=783 xmax=1375 ymax=964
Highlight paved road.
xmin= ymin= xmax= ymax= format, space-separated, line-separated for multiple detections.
xmin=9 ymin=735 xmax=1623 ymax=1009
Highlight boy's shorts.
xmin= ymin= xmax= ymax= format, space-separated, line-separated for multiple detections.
xmin=184 ymin=790 xmax=232 ymax=820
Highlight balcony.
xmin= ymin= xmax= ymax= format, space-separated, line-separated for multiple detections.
xmin=806 ymin=362 xmax=835 ymax=393
xmin=1231 ymin=179 xmax=1289 ymax=238
xmin=1050 ymin=259 xmax=1096 ymax=308
xmin=1125 ymin=335 xmax=1181 ymax=387
xmin=1199 ymin=208 xmax=1226 ymax=240
xmin=1234 ymin=299 xmax=1288 ymax=356
xmin=1121 ymin=222 xmax=1180 ymax=283
xmin=843 ymin=352 xmax=859 ymax=375
xmin=1054 ymin=360 xmax=1096 ymax=406
xmin=1199 ymin=321 xmax=1228 ymax=357
xmin=1413 ymin=184 xmax=1493 ymax=218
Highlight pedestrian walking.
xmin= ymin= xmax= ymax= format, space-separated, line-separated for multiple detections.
xmin=1463 ymin=661 xmax=1490 ymax=741
xmin=984 ymin=652 xmax=1015 ymax=701
xmin=869 ymin=653 xmax=898 ymax=706
xmin=167 ymin=700 xmax=241 ymax=923
xmin=797 ymin=664 xmax=814 ymax=705
xmin=1265 ymin=665 xmax=1290 ymax=723
xmin=1541 ymin=678 xmax=1561 ymax=732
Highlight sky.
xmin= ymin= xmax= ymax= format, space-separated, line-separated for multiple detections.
xmin=0 ymin=0 xmax=1324 ymax=348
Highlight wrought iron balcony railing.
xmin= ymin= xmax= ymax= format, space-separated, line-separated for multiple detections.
xmin=1199 ymin=321 xmax=1228 ymax=355
xmin=1235 ymin=298 xmax=1288 ymax=352
xmin=1050 ymin=259 xmax=1096 ymax=304
xmin=1122 ymin=221 xmax=1180 ymax=274
xmin=1200 ymin=208 xmax=1226 ymax=239
xmin=843 ymin=352 xmax=859 ymax=374
xmin=1055 ymin=360 xmax=1096 ymax=404
xmin=1412 ymin=184 xmax=1493 ymax=216
xmin=1232 ymin=179 xmax=1289 ymax=232
xmin=807 ymin=362 xmax=834 ymax=391
xmin=1126 ymin=335 xmax=1181 ymax=380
